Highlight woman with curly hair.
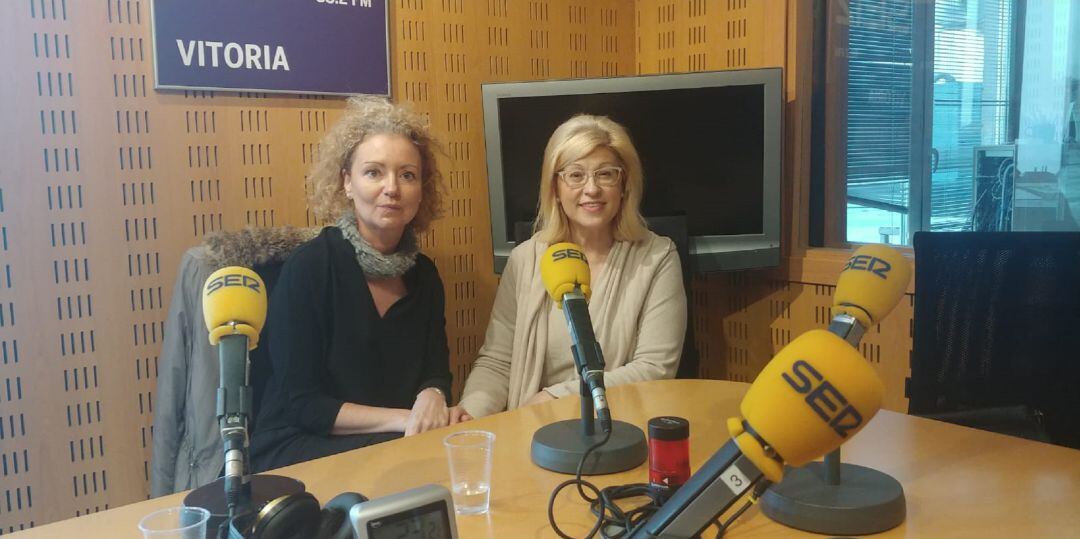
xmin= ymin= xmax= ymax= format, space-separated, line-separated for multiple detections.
xmin=251 ymin=97 xmax=452 ymax=471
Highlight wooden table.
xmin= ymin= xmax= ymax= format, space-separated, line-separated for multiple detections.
xmin=15 ymin=379 xmax=1080 ymax=538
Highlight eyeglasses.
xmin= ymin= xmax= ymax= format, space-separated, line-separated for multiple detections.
xmin=556 ymin=166 xmax=624 ymax=188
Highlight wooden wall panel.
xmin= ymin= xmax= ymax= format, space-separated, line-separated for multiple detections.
xmin=388 ymin=0 xmax=635 ymax=401
xmin=0 ymin=0 xmax=636 ymax=531
xmin=697 ymin=272 xmax=915 ymax=413
xmin=0 ymin=3 xmax=367 ymax=532
xmin=636 ymin=0 xmax=785 ymax=74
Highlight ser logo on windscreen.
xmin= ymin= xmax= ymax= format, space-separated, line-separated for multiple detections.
xmin=842 ymin=254 xmax=892 ymax=280
xmin=551 ymin=248 xmax=587 ymax=262
xmin=205 ymin=274 xmax=262 ymax=296
xmin=781 ymin=359 xmax=863 ymax=438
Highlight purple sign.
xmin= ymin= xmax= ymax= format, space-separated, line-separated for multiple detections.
xmin=151 ymin=0 xmax=389 ymax=96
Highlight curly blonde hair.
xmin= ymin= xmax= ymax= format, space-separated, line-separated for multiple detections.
xmin=309 ymin=96 xmax=444 ymax=231
xmin=534 ymin=114 xmax=649 ymax=244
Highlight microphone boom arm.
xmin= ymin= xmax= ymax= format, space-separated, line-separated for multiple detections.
xmin=562 ymin=287 xmax=612 ymax=433
xmin=216 ymin=332 xmax=254 ymax=517
xmin=628 ymin=439 xmax=765 ymax=538
xmin=827 ymin=312 xmax=865 ymax=346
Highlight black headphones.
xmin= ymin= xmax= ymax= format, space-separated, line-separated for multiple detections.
xmin=245 ymin=491 xmax=368 ymax=539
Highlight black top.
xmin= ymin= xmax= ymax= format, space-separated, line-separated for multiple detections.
xmin=251 ymin=227 xmax=451 ymax=469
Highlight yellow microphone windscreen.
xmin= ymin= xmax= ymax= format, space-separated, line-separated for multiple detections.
xmin=833 ymin=244 xmax=912 ymax=328
xmin=739 ymin=329 xmax=884 ymax=469
xmin=202 ymin=266 xmax=267 ymax=349
xmin=539 ymin=243 xmax=592 ymax=304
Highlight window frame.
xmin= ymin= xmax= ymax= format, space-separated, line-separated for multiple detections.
xmin=818 ymin=0 xmax=1024 ymax=248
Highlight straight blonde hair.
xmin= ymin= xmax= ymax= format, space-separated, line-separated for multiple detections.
xmin=533 ymin=115 xmax=649 ymax=244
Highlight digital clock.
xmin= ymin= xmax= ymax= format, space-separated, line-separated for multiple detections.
xmin=349 ymin=484 xmax=458 ymax=539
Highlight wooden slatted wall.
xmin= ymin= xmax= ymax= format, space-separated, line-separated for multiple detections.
xmin=0 ymin=0 xmax=636 ymax=531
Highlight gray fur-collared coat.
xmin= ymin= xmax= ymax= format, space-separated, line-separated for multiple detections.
xmin=150 ymin=226 xmax=316 ymax=497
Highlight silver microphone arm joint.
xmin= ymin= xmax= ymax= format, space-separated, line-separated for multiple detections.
xmin=827 ymin=313 xmax=866 ymax=347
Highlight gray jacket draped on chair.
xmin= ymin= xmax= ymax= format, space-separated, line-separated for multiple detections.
xmin=150 ymin=227 xmax=316 ymax=497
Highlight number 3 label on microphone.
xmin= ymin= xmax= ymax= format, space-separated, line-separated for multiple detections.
xmin=720 ymin=464 xmax=751 ymax=494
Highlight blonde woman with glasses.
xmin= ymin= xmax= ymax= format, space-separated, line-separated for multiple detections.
xmin=453 ymin=114 xmax=687 ymax=421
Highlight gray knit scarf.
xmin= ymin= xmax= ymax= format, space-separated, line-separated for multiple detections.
xmin=336 ymin=213 xmax=419 ymax=278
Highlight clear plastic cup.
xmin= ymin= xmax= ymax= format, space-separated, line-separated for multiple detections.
xmin=137 ymin=506 xmax=210 ymax=539
xmin=444 ymin=430 xmax=495 ymax=515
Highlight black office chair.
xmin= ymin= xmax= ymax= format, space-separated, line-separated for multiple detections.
xmin=645 ymin=215 xmax=699 ymax=380
xmin=908 ymin=232 xmax=1080 ymax=448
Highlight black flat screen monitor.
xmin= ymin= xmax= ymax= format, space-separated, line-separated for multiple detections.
xmin=481 ymin=68 xmax=782 ymax=273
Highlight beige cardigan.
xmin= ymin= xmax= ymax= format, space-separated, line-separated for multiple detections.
xmin=459 ymin=231 xmax=687 ymax=417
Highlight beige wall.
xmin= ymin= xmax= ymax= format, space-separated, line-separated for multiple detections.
xmin=0 ymin=0 xmax=913 ymax=532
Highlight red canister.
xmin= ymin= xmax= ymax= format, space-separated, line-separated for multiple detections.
xmin=648 ymin=416 xmax=690 ymax=493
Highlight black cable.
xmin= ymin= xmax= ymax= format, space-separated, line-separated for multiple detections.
xmin=715 ymin=479 xmax=773 ymax=538
xmin=548 ymin=429 xmax=611 ymax=539
xmin=589 ymin=483 xmax=664 ymax=538
xmin=548 ymin=438 xmax=771 ymax=538
xmin=574 ymin=429 xmax=611 ymax=502
xmin=547 ymin=428 xmax=668 ymax=539
xmin=713 ymin=500 xmax=752 ymax=538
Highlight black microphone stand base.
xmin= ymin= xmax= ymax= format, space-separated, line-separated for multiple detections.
xmin=531 ymin=419 xmax=647 ymax=475
xmin=760 ymin=462 xmax=906 ymax=536
xmin=184 ymin=474 xmax=305 ymax=537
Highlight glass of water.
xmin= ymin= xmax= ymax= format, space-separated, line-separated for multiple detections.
xmin=444 ymin=430 xmax=495 ymax=515
xmin=137 ymin=506 xmax=210 ymax=539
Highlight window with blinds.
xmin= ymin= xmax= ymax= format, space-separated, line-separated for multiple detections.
xmin=929 ymin=0 xmax=1013 ymax=231
xmin=846 ymin=0 xmax=915 ymax=243
xmin=845 ymin=0 xmax=1015 ymax=243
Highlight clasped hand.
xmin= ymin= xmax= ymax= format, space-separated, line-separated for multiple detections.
xmin=405 ymin=388 xmax=450 ymax=436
